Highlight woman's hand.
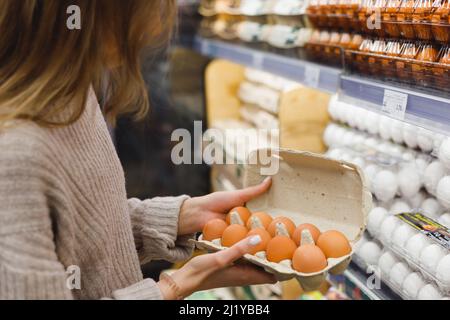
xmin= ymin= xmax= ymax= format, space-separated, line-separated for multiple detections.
xmin=178 ymin=177 xmax=272 ymax=235
xmin=157 ymin=235 xmax=277 ymax=299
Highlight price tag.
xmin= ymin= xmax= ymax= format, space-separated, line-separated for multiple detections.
xmin=201 ymin=40 xmax=210 ymax=55
xmin=382 ymin=89 xmax=408 ymax=120
xmin=304 ymin=65 xmax=320 ymax=88
xmin=253 ymin=52 xmax=264 ymax=69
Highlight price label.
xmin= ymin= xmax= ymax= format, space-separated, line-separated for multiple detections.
xmin=382 ymin=89 xmax=408 ymax=120
xmin=304 ymin=65 xmax=320 ymax=88
xmin=201 ymin=40 xmax=210 ymax=55
xmin=253 ymin=52 xmax=264 ymax=69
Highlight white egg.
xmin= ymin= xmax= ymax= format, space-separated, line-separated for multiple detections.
xmin=359 ymin=241 xmax=382 ymax=266
xmin=333 ymin=127 xmax=346 ymax=146
xmin=424 ymin=161 xmax=447 ymax=194
xmin=439 ymin=213 xmax=450 ymax=228
xmin=436 ymin=254 xmax=450 ymax=286
xmin=364 ymin=164 xmax=380 ymax=191
xmin=327 ymin=148 xmax=344 ymax=160
xmin=415 ymin=158 xmax=429 ymax=175
xmin=436 ymin=176 xmax=450 ymax=209
xmin=355 ymin=108 xmax=368 ymax=131
xmin=373 ymin=170 xmax=399 ymax=202
xmin=420 ymin=244 xmax=446 ymax=274
xmin=421 ymin=198 xmax=444 ymax=220
xmin=433 ymin=133 xmax=446 ymax=152
xmin=380 ymin=216 xmax=401 ymax=244
xmin=402 ymin=272 xmax=426 ymax=299
xmin=328 ymin=96 xmax=340 ymax=120
xmin=342 ymin=131 xmax=356 ymax=146
xmin=398 ymin=166 xmax=422 ymax=198
xmin=390 ymin=120 xmax=404 ymax=144
xmin=387 ymin=144 xmax=404 ymax=156
xmin=407 ymin=191 xmax=427 ymax=209
xmin=364 ymin=137 xmax=380 ymax=149
xmin=418 ymin=284 xmax=443 ymax=300
xmin=379 ymin=117 xmax=392 ymax=141
xmin=340 ymin=152 xmax=353 ymax=162
xmin=324 ymin=124 xmax=338 ymax=147
xmin=354 ymin=234 xmax=369 ymax=256
xmin=405 ymin=233 xmax=432 ymax=263
xmin=390 ymin=200 xmax=411 ymax=214
xmin=403 ymin=123 xmax=418 ymax=149
xmin=378 ymin=251 xmax=399 ymax=277
xmin=377 ymin=142 xmax=392 ymax=154
xmin=417 ymin=128 xmax=434 ymax=153
xmin=352 ymin=157 xmax=366 ymax=168
xmin=345 ymin=106 xmax=357 ymax=128
xmin=365 ymin=112 xmax=380 ymax=135
xmin=402 ymin=151 xmax=416 ymax=162
xmin=438 ymin=138 xmax=450 ymax=169
xmin=389 ymin=262 xmax=412 ymax=288
xmin=368 ymin=207 xmax=388 ymax=236
xmin=392 ymin=224 xmax=416 ymax=248
xmin=352 ymin=132 xmax=367 ymax=146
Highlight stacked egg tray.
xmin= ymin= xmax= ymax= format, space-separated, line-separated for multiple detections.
xmin=353 ymin=237 xmax=449 ymax=299
xmin=363 ymin=209 xmax=450 ymax=297
xmin=345 ymin=40 xmax=450 ymax=94
xmin=198 ymin=0 xmax=313 ymax=55
xmin=306 ymin=0 xmax=450 ymax=43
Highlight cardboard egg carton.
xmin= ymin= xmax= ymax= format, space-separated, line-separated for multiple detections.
xmin=194 ymin=148 xmax=372 ymax=291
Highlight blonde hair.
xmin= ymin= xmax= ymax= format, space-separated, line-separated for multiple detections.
xmin=0 ymin=0 xmax=176 ymax=127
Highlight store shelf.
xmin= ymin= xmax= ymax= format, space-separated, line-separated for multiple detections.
xmin=329 ymin=263 xmax=402 ymax=301
xmin=339 ymin=75 xmax=450 ymax=135
xmin=194 ymin=37 xmax=341 ymax=93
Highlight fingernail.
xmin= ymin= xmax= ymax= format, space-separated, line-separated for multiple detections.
xmin=249 ymin=235 xmax=262 ymax=246
xmin=263 ymin=177 xmax=271 ymax=183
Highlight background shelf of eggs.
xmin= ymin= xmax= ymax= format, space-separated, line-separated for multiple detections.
xmin=324 ymin=95 xmax=450 ymax=299
xmin=199 ymin=0 xmax=314 ymax=54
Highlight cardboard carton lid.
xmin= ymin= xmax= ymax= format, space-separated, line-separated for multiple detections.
xmin=244 ymin=149 xmax=372 ymax=242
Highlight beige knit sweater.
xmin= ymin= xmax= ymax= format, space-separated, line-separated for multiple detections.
xmin=0 ymin=88 xmax=194 ymax=300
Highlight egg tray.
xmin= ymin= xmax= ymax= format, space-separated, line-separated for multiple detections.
xmin=305 ymin=42 xmax=345 ymax=67
xmin=379 ymin=238 xmax=450 ymax=294
xmin=344 ymin=49 xmax=450 ymax=95
xmin=369 ymin=218 xmax=450 ymax=295
xmin=307 ymin=14 xmax=361 ymax=31
xmin=382 ymin=21 xmax=450 ymax=43
xmin=192 ymin=236 xmax=353 ymax=292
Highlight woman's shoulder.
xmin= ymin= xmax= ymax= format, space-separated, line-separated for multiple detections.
xmin=0 ymin=120 xmax=53 ymax=167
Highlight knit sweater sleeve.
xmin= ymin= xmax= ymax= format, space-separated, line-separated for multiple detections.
xmin=0 ymin=129 xmax=166 ymax=300
xmin=128 ymin=196 xmax=195 ymax=265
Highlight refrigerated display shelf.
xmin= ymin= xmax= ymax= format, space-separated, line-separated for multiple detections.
xmin=329 ymin=263 xmax=403 ymax=301
xmin=339 ymin=75 xmax=450 ymax=135
xmin=193 ymin=36 xmax=450 ymax=135
xmin=194 ymin=36 xmax=341 ymax=94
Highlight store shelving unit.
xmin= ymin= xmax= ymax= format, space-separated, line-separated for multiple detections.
xmin=195 ymin=36 xmax=341 ymax=94
xmin=193 ymin=36 xmax=450 ymax=135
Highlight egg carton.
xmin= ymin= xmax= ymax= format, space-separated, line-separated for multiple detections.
xmin=193 ymin=235 xmax=352 ymax=292
xmin=196 ymin=148 xmax=372 ymax=291
xmin=374 ymin=214 xmax=450 ymax=294
xmin=377 ymin=248 xmax=449 ymax=300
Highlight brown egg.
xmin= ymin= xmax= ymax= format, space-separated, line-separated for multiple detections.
xmin=221 ymin=224 xmax=248 ymax=247
xmin=246 ymin=228 xmax=271 ymax=255
xmin=317 ymin=230 xmax=352 ymax=258
xmin=246 ymin=212 xmax=273 ymax=230
xmin=416 ymin=46 xmax=438 ymax=62
xmin=266 ymin=236 xmax=297 ymax=263
xmin=202 ymin=219 xmax=228 ymax=241
xmin=293 ymin=223 xmax=322 ymax=246
xmin=226 ymin=207 xmax=251 ymax=225
xmin=293 ymin=244 xmax=328 ymax=273
xmin=267 ymin=217 xmax=296 ymax=237
xmin=440 ymin=49 xmax=450 ymax=64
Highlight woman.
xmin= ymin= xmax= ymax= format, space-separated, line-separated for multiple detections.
xmin=0 ymin=1 xmax=275 ymax=300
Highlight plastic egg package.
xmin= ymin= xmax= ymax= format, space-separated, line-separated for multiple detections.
xmin=377 ymin=248 xmax=448 ymax=300
xmin=238 ymin=81 xmax=280 ymax=114
xmin=367 ymin=210 xmax=450 ymax=294
xmin=327 ymin=96 xmax=445 ymax=156
xmin=353 ymin=232 xmax=449 ymax=300
xmin=204 ymin=0 xmax=310 ymax=17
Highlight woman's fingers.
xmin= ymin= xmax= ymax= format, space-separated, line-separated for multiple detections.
xmin=232 ymin=177 xmax=272 ymax=205
xmin=212 ymin=235 xmax=262 ymax=269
